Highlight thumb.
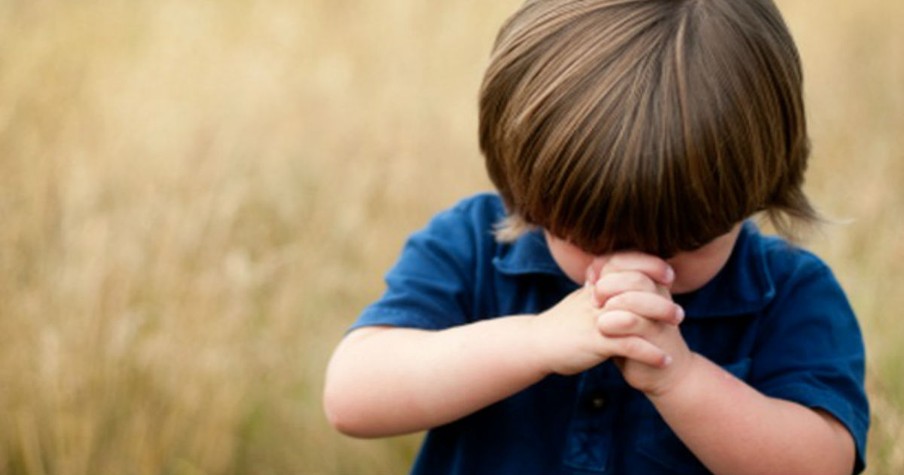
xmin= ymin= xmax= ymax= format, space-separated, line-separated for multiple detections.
xmin=585 ymin=256 xmax=608 ymax=285
xmin=585 ymin=257 xmax=607 ymax=307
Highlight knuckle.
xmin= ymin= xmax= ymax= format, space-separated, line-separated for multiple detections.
xmin=617 ymin=313 xmax=638 ymax=332
xmin=599 ymin=310 xmax=638 ymax=333
xmin=649 ymin=298 xmax=675 ymax=319
xmin=603 ymin=293 xmax=627 ymax=310
xmin=614 ymin=312 xmax=636 ymax=331
xmin=603 ymin=254 xmax=625 ymax=271
xmin=593 ymin=277 xmax=617 ymax=299
xmin=623 ymin=272 xmax=642 ymax=285
xmin=627 ymin=272 xmax=654 ymax=290
xmin=621 ymin=336 xmax=643 ymax=354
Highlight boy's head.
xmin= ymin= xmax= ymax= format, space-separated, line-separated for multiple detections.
xmin=479 ymin=0 xmax=817 ymax=258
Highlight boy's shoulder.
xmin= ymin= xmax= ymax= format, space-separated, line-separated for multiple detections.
xmin=408 ymin=192 xmax=508 ymax=258
xmin=420 ymin=193 xmax=564 ymax=278
xmin=444 ymin=192 xmax=507 ymax=222
xmin=683 ymin=222 xmax=841 ymax=318
xmin=737 ymin=222 xmax=850 ymax=314
xmin=422 ymin=192 xmax=507 ymax=244
xmin=750 ymin=224 xmax=834 ymax=282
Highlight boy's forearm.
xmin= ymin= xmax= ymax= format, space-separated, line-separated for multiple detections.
xmin=323 ymin=316 xmax=548 ymax=438
xmin=648 ymin=354 xmax=855 ymax=475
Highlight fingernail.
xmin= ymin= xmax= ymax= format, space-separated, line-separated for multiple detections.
xmin=663 ymin=355 xmax=673 ymax=367
xmin=675 ymin=305 xmax=685 ymax=323
xmin=665 ymin=266 xmax=675 ymax=284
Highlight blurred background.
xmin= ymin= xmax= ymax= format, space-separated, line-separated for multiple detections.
xmin=0 ymin=0 xmax=901 ymax=473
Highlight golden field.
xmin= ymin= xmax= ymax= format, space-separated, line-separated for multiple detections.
xmin=0 ymin=0 xmax=901 ymax=473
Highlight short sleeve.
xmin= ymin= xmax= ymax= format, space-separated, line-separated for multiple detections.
xmin=750 ymin=259 xmax=869 ymax=474
xmin=351 ymin=198 xmax=492 ymax=331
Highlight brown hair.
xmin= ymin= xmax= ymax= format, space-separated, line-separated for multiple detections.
xmin=479 ymin=0 xmax=818 ymax=257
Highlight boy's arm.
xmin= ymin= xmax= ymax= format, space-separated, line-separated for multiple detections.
xmin=323 ymin=316 xmax=545 ymax=438
xmin=647 ymin=355 xmax=855 ymax=475
xmin=592 ymin=254 xmax=858 ymax=475
xmin=323 ymin=284 xmax=676 ymax=438
xmin=599 ymin=303 xmax=856 ymax=475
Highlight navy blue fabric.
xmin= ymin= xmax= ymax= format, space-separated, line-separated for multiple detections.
xmin=352 ymin=193 xmax=869 ymax=475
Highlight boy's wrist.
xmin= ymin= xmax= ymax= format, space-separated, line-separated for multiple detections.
xmin=643 ymin=351 xmax=702 ymax=401
xmin=523 ymin=314 xmax=559 ymax=378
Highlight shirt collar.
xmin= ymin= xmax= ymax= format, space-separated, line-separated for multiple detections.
xmin=491 ymin=221 xmax=776 ymax=318
xmin=674 ymin=221 xmax=776 ymax=318
xmin=492 ymin=229 xmax=564 ymax=277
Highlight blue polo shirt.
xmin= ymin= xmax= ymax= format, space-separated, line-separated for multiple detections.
xmin=352 ymin=193 xmax=869 ymax=475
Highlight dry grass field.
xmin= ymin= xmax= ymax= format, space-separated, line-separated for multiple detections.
xmin=0 ymin=0 xmax=901 ymax=473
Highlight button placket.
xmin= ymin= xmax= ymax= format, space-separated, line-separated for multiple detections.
xmin=562 ymin=365 xmax=622 ymax=473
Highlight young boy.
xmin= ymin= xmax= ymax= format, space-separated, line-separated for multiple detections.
xmin=324 ymin=0 xmax=870 ymax=474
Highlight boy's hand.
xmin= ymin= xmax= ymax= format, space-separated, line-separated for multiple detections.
xmin=589 ymin=253 xmax=695 ymax=396
xmin=586 ymin=252 xmax=675 ymax=303
xmin=530 ymin=284 xmax=671 ymax=377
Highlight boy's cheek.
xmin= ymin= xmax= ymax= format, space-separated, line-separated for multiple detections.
xmin=545 ymin=233 xmax=598 ymax=284
xmin=559 ymin=257 xmax=593 ymax=285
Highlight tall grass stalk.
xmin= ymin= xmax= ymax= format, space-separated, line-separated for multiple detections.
xmin=0 ymin=0 xmax=900 ymax=473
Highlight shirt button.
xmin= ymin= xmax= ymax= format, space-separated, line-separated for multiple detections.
xmin=588 ymin=394 xmax=606 ymax=410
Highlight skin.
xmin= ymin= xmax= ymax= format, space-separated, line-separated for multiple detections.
xmin=545 ymin=224 xmax=743 ymax=295
xmin=323 ymin=223 xmax=856 ymax=475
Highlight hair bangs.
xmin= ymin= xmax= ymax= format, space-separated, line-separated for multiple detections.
xmin=482 ymin=0 xmax=818 ymax=256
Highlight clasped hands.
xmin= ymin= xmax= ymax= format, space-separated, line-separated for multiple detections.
xmin=533 ymin=252 xmax=695 ymax=397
